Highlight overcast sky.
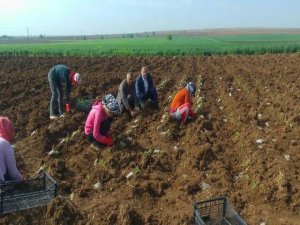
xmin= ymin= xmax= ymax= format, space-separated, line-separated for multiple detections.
xmin=0 ymin=0 xmax=299 ymax=36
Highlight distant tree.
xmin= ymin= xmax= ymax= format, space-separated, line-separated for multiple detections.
xmin=39 ymin=34 xmax=44 ymax=39
xmin=100 ymin=35 xmax=104 ymax=40
xmin=82 ymin=36 xmax=87 ymax=40
xmin=127 ymin=34 xmax=133 ymax=38
xmin=1 ymin=35 xmax=10 ymax=39
xmin=167 ymin=34 xmax=172 ymax=40
xmin=152 ymin=32 xmax=155 ymax=36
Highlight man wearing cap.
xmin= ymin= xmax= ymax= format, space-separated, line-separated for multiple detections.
xmin=48 ymin=64 xmax=82 ymax=120
xmin=84 ymin=94 xmax=120 ymax=150
xmin=170 ymin=82 xmax=197 ymax=123
xmin=117 ymin=71 xmax=139 ymax=117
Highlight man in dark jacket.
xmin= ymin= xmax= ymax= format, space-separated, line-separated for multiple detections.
xmin=48 ymin=64 xmax=82 ymax=119
xmin=117 ymin=72 xmax=139 ymax=117
xmin=135 ymin=66 xmax=158 ymax=109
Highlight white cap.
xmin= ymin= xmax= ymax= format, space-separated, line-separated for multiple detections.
xmin=73 ymin=73 xmax=82 ymax=84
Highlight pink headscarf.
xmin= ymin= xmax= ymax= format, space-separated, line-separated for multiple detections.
xmin=0 ymin=117 xmax=15 ymax=142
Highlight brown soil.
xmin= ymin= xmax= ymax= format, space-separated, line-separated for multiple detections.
xmin=0 ymin=55 xmax=299 ymax=225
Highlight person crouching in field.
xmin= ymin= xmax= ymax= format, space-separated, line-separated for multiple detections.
xmin=117 ymin=71 xmax=139 ymax=117
xmin=135 ymin=66 xmax=159 ymax=110
xmin=170 ymin=82 xmax=197 ymax=123
xmin=0 ymin=117 xmax=23 ymax=182
xmin=84 ymin=94 xmax=120 ymax=150
xmin=48 ymin=64 xmax=82 ymax=120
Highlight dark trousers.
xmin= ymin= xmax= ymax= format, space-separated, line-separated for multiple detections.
xmin=86 ymin=117 xmax=112 ymax=145
xmin=141 ymin=87 xmax=159 ymax=109
xmin=48 ymin=70 xmax=64 ymax=116
xmin=4 ymin=172 xmax=11 ymax=181
xmin=126 ymin=94 xmax=135 ymax=109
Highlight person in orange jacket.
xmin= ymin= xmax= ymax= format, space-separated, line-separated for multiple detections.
xmin=170 ymin=82 xmax=197 ymax=123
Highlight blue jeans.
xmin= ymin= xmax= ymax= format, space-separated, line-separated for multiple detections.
xmin=48 ymin=70 xmax=64 ymax=116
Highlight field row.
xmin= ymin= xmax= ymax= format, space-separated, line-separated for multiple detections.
xmin=1 ymin=35 xmax=300 ymax=56
xmin=0 ymin=55 xmax=300 ymax=224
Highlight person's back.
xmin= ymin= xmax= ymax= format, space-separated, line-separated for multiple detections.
xmin=169 ymin=82 xmax=196 ymax=123
xmin=0 ymin=137 xmax=11 ymax=181
xmin=0 ymin=117 xmax=23 ymax=182
xmin=84 ymin=101 xmax=108 ymax=139
xmin=51 ymin=64 xmax=70 ymax=82
xmin=170 ymin=88 xmax=191 ymax=112
xmin=84 ymin=95 xmax=120 ymax=150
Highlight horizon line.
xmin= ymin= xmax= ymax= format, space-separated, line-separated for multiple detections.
xmin=2 ymin=27 xmax=300 ymax=38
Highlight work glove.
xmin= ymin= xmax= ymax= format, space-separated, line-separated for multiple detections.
xmin=189 ymin=110 xmax=197 ymax=118
xmin=65 ymin=103 xmax=71 ymax=113
xmin=103 ymin=136 xmax=113 ymax=147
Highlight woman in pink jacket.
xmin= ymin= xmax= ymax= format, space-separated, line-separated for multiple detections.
xmin=0 ymin=117 xmax=23 ymax=182
xmin=84 ymin=94 xmax=120 ymax=150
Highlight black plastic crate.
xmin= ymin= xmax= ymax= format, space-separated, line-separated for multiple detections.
xmin=73 ymin=96 xmax=93 ymax=113
xmin=0 ymin=172 xmax=58 ymax=214
xmin=193 ymin=197 xmax=247 ymax=225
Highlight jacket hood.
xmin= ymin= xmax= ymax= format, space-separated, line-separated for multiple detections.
xmin=0 ymin=117 xmax=15 ymax=142
xmin=92 ymin=101 xmax=103 ymax=110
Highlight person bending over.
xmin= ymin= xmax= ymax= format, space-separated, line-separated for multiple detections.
xmin=170 ymin=82 xmax=197 ymax=123
xmin=84 ymin=94 xmax=120 ymax=150
xmin=48 ymin=64 xmax=82 ymax=120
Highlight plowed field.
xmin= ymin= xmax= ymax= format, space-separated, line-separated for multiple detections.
xmin=0 ymin=55 xmax=299 ymax=225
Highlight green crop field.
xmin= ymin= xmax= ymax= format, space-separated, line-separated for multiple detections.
xmin=1 ymin=34 xmax=300 ymax=56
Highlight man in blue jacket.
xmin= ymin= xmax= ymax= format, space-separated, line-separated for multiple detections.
xmin=135 ymin=66 xmax=158 ymax=109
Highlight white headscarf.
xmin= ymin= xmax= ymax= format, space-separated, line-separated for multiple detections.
xmin=73 ymin=73 xmax=82 ymax=84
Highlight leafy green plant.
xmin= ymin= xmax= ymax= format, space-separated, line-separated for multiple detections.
xmin=1 ymin=34 xmax=300 ymax=57
xmin=167 ymin=35 xmax=173 ymax=40
xmin=98 ymin=159 xmax=106 ymax=167
xmin=233 ymin=131 xmax=240 ymax=140
xmin=134 ymin=166 xmax=141 ymax=175
xmin=241 ymin=160 xmax=250 ymax=168
xmin=182 ymin=174 xmax=188 ymax=181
